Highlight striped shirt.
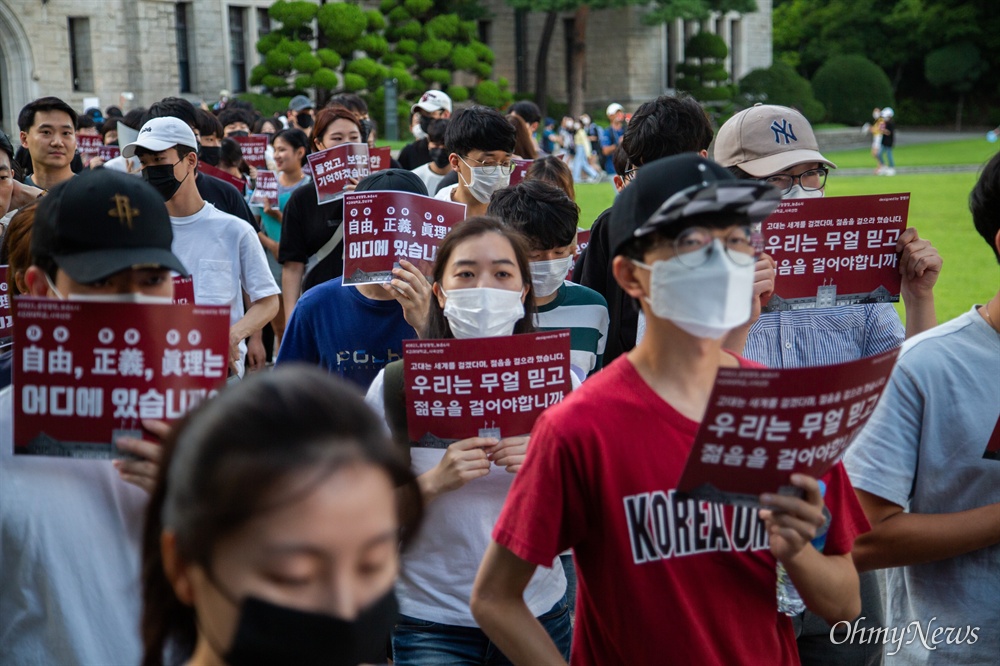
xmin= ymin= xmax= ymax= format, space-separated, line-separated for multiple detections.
xmin=535 ymin=282 xmax=610 ymax=380
xmin=744 ymin=303 xmax=905 ymax=368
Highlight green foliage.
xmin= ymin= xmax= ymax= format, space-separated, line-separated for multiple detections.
xmin=366 ymin=9 xmax=387 ymax=31
xmin=358 ymin=34 xmax=390 ymax=58
xmin=676 ymin=32 xmax=734 ymax=104
xmin=924 ymin=42 xmax=986 ymax=94
xmin=417 ymin=39 xmax=453 ymax=64
xmin=686 ymin=31 xmax=728 ymax=59
xmin=388 ymin=68 xmax=416 ymax=93
xmin=265 ymin=50 xmax=294 ymax=72
xmin=474 ymin=80 xmax=512 ymax=108
xmin=249 ymin=64 xmax=269 ymax=87
xmin=292 ymin=52 xmax=321 ymax=74
xmin=256 ymin=33 xmax=283 ymax=56
xmin=420 ymin=69 xmax=453 ymax=86
xmin=317 ymin=2 xmax=368 ymax=46
xmin=387 ymin=6 xmax=412 ymax=24
xmin=812 ymin=54 xmax=893 ymax=124
xmin=313 ymin=68 xmax=339 ymax=90
xmin=470 ymin=41 xmax=494 ymax=64
xmin=343 ymin=73 xmax=368 ymax=92
xmin=268 ymin=0 xmax=317 ymax=30
xmin=404 ymin=0 xmax=435 ymax=15
xmin=425 ymin=14 xmax=460 ymax=40
xmin=450 ymin=45 xmax=478 ymax=70
xmin=738 ymin=61 xmax=825 ymax=122
xmin=316 ymin=48 xmax=341 ymax=70
xmin=473 ymin=62 xmax=494 ymax=79
xmin=447 ymin=85 xmax=471 ymax=103
xmin=379 ymin=0 xmax=398 ymax=12
xmin=294 ymin=74 xmax=314 ymax=90
xmin=395 ymin=39 xmax=418 ymax=55
xmin=234 ymin=92 xmax=291 ymax=117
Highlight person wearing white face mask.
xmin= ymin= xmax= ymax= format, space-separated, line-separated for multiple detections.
xmin=365 ymin=217 xmax=573 ymax=665
xmin=715 ymin=104 xmax=943 ymax=665
xmin=472 ymin=154 xmax=870 ymax=666
xmin=0 ymin=169 xmax=187 ymax=665
xmin=488 ymin=179 xmax=609 ymax=380
xmin=434 ymin=106 xmax=516 ymax=218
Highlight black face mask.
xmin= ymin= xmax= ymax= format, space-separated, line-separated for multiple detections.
xmin=359 ymin=119 xmax=372 ymax=143
xmin=199 ymin=145 xmax=222 ymax=166
xmin=229 ymin=130 xmax=250 ymax=138
xmin=418 ymin=114 xmax=433 ymax=135
xmin=297 ymin=112 xmax=314 ymax=130
xmin=218 ymin=590 xmax=399 ymax=666
xmin=142 ymin=160 xmax=189 ymax=202
xmin=429 ymin=147 xmax=449 ymax=169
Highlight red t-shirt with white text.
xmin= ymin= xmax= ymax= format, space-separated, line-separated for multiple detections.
xmin=494 ymin=355 xmax=869 ymax=665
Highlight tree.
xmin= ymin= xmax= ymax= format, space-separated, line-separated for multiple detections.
xmin=738 ymin=61 xmax=825 ymax=122
xmin=676 ymin=32 xmax=734 ymax=103
xmin=924 ymin=42 xmax=987 ymax=131
xmin=811 ymin=54 xmax=893 ymax=125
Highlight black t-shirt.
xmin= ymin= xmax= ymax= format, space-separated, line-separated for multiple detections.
xmin=881 ymin=120 xmax=896 ymax=148
xmin=196 ymin=172 xmax=260 ymax=232
xmin=572 ymin=207 xmax=637 ymax=365
xmin=278 ymin=184 xmax=344 ymax=293
xmin=397 ymin=138 xmax=430 ymax=170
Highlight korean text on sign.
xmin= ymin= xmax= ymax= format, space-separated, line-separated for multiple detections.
xmin=676 ymin=347 xmax=900 ymax=505
xmin=251 ymin=170 xmax=279 ymax=207
xmin=12 ymin=297 xmax=230 ymax=458
xmin=404 ymin=330 xmax=572 ymax=445
xmin=234 ymin=135 xmax=268 ymax=169
xmin=761 ymin=193 xmax=909 ymax=312
xmin=0 ymin=266 xmax=11 ymax=347
xmin=307 ymin=143 xmax=370 ymax=205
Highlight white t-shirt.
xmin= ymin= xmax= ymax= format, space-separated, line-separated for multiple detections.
xmin=365 ymin=367 xmax=574 ymax=626
xmin=434 ymin=183 xmax=459 ymax=203
xmin=101 ymin=154 xmax=143 ymax=175
xmin=410 ymin=163 xmax=447 ymax=195
xmin=0 ymin=387 xmax=147 ymax=665
xmin=170 ymin=202 xmax=279 ymax=376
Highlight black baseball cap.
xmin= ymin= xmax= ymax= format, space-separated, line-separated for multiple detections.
xmin=609 ymin=153 xmax=781 ymax=257
xmin=355 ymin=168 xmax=428 ymax=196
xmin=32 ymin=169 xmax=188 ymax=283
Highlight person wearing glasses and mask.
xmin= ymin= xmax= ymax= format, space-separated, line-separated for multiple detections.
xmin=434 ymin=107 xmax=516 ymax=218
xmin=713 ymin=104 xmax=942 ymax=666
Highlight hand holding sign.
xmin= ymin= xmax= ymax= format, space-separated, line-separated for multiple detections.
xmin=423 ymin=436 xmax=496 ymax=501
xmin=487 ymin=435 xmax=530 ymax=473
xmin=381 ymin=259 xmax=432 ymax=335
xmin=112 ymin=418 xmax=171 ymax=493
xmin=896 ymin=227 xmax=942 ymax=300
xmin=758 ymin=473 xmax=827 ymax=563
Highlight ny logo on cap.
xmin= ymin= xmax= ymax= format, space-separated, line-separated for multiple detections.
xmin=770 ymin=119 xmax=797 ymax=145
xmin=108 ymin=194 xmax=140 ymax=229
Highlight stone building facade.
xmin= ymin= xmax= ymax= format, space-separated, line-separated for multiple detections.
xmin=0 ymin=0 xmax=771 ymax=136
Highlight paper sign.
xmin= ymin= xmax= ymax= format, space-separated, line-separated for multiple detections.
xmin=509 ymin=159 xmax=532 ymax=187
xmin=676 ymin=347 xmax=900 ymax=505
xmin=77 ymin=135 xmax=104 ymax=162
xmin=341 ymin=190 xmax=466 ymax=284
xmin=761 ymin=194 xmax=909 ymax=312
xmin=235 ymin=135 xmax=268 ymax=169
xmin=12 ymin=298 xmax=230 ymax=458
xmin=404 ymin=330 xmax=572 ymax=446
xmin=117 ymin=122 xmax=139 ymax=150
xmin=369 ymin=146 xmax=392 ymax=172
xmin=251 ymin=170 xmax=279 ymax=207
xmin=0 ymin=266 xmax=11 ymax=347
xmin=172 ymin=276 xmax=195 ymax=305
xmin=568 ymin=228 xmax=592 ymax=279
xmin=307 ymin=143 xmax=370 ymax=205
xmin=98 ymin=145 xmax=121 ymax=162
xmin=199 ymin=161 xmax=246 ymax=194
xmin=985 ymin=414 xmax=1000 ymax=461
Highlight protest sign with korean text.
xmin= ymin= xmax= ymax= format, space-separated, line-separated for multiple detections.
xmin=77 ymin=135 xmax=104 ymax=162
xmin=234 ymin=134 xmax=268 ymax=169
xmin=676 ymin=347 xmax=900 ymax=505
xmin=568 ymin=228 xmax=592 ymax=279
xmin=308 ymin=143 xmax=370 ymax=205
xmin=97 ymin=144 xmax=121 ymax=162
xmin=250 ymin=170 xmax=279 ymax=207
xmin=404 ymin=331 xmax=572 ymax=446
xmin=198 ymin=161 xmax=246 ymax=194
xmin=341 ymin=190 xmax=466 ymax=284
xmin=12 ymin=298 xmax=229 ymax=458
xmin=509 ymin=159 xmax=532 ymax=187
xmin=369 ymin=146 xmax=392 ymax=172
xmin=0 ymin=266 xmax=11 ymax=347
xmin=761 ymin=193 xmax=909 ymax=312
xmin=985 ymin=414 xmax=1000 ymax=461
xmin=172 ymin=276 xmax=195 ymax=305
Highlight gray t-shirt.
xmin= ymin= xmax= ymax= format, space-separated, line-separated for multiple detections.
xmin=844 ymin=307 xmax=1000 ymax=665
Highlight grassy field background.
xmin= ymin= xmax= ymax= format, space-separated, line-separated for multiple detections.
xmin=573 ymin=140 xmax=999 ymax=323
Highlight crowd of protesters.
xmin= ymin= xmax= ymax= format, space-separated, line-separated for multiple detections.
xmin=0 ymin=84 xmax=996 ymax=666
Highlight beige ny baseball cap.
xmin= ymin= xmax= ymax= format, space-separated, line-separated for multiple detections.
xmin=713 ymin=104 xmax=836 ymax=178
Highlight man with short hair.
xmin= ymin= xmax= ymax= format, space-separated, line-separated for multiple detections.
xmin=287 ymin=95 xmax=314 ymax=132
xmin=0 ymin=169 xmax=186 ymax=665
xmin=218 ymin=108 xmax=254 ymax=137
xmin=509 ymin=100 xmax=545 ymax=156
xmin=434 ymin=105 xmax=515 ymax=217
xmin=124 ymin=117 xmax=279 ymax=378
xmin=398 ymin=90 xmax=453 ymax=170
xmin=598 ymin=102 xmax=627 ymax=174
xmin=410 ymin=118 xmax=451 ymax=194
xmin=17 ymin=96 xmax=78 ymax=190
xmin=845 ymin=151 xmax=1000 ymax=665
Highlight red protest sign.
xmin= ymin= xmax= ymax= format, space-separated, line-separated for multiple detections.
xmin=761 ymin=193 xmax=909 ymax=311
xmin=234 ymin=134 xmax=268 ymax=169
xmin=985 ymin=414 xmax=1000 ymax=461
xmin=11 ymin=297 xmax=230 ymax=458
xmin=676 ymin=347 xmax=900 ymax=505
xmin=404 ymin=330 xmax=572 ymax=445
xmin=97 ymin=145 xmax=121 ymax=162
xmin=77 ymin=135 xmax=104 ymax=161
xmin=369 ymin=146 xmax=392 ymax=172
xmin=251 ymin=170 xmax=279 ymax=207
xmin=509 ymin=159 xmax=532 ymax=186
xmin=568 ymin=228 xmax=592 ymax=279
xmin=199 ymin=161 xmax=246 ymax=194
xmin=307 ymin=143 xmax=370 ymax=205
xmin=0 ymin=266 xmax=11 ymax=347
xmin=341 ymin=190 xmax=466 ymax=284
xmin=172 ymin=276 xmax=195 ymax=305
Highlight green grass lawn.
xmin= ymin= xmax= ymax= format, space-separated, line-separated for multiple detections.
xmin=824 ymin=139 xmax=998 ymax=169
xmin=575 ymin=171 xmax=999 ymax=323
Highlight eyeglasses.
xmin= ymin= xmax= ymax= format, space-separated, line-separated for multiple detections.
xmin=622 ymin=166 xmax=639 ymax=183
xmin=760 ymin=168 xmax=828 ymax=195
xmin=669 ymin=226 xmax=762 ymax=267
xmin=459 ymin=155 xmax=514 ymax=176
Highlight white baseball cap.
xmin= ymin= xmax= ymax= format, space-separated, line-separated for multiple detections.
xmin=411 ymin=90 xmax=452 ymax=115
xmin=122 ymin=117 xmax=198 ymax=158
xmin=881 ymin=107 xmax=894 ymax=119
xmin=606 ymin=103 xmax=625 ymax=117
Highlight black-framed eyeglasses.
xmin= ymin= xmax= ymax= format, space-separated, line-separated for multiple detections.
xmin=623 ymin=166 xmax=639 ymax=182
xmin=459 ymin=155 xmax=514 ymax=176
xmin=670 ymin=225 xmax=762 ymax=267
xmin=761 ymin=168 xmax=828 ymax=195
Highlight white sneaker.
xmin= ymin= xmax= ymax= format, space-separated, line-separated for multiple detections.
xmin=885 ymin=168 xmax=896 ymax=176
xmin=875 ymin=167 xmax=884 ymax=175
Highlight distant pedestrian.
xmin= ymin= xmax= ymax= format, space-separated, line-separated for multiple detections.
xmin=878 ymin=107 xmax=896 ymax=176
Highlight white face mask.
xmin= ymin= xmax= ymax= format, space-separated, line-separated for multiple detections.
xmin=458 ymin=159 xmax=510 ymax=204
xmin=441 ymin=287 xmax=525 ymax=339
xmin=45 ymin=273 xmax=174 ymax=304
xmin=529 ymin=257 xmax=572 ymax=298
xmin=784 ymin=184 xmax=824 ymax=200
xmin=634 ymin=239 xmax=754 ymax=340
xmin=411 ymin=123 xmax=427 ymax=141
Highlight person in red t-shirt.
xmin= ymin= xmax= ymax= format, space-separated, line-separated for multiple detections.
xmin=471 ymin=154 xmax=869 ymax=665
